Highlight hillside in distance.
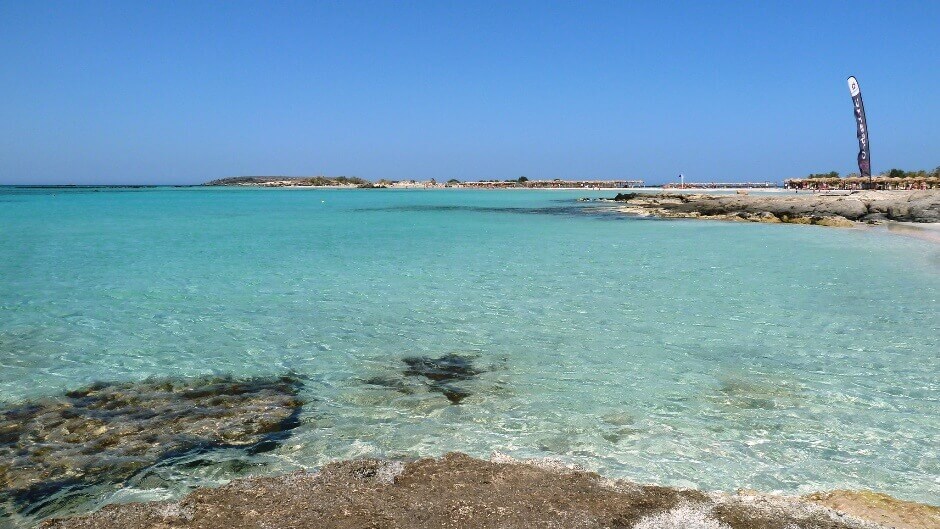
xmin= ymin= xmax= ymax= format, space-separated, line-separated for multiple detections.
xmin=204 ymin=176 xmax=369 ymax=186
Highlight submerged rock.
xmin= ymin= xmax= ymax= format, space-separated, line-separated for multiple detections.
xmin=361 ymin=354 xmax=497 ymax=406
xmin=402 ymin=353 xmax=483 ymax=404
xmin=39 ymin=452 xmax=924 ymax=529
xmin=0 ymin=374 xmax=304 ymax=516
xmin=711 ymin=377 xmax=804 ymax=411
xmin=362 ymin=376 xmax=415 ymax=395
xmin=402 ymin=353 xmax=482 ymax=383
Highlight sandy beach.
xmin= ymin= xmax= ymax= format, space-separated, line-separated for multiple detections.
xmin=881 ymin=221 xmax=940 ymax=243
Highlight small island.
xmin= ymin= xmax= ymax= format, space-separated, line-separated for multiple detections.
xmin=204 ymin=176 xmax=378 ymax=188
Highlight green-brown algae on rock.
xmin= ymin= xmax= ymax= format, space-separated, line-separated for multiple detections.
xmin=0 ymin=374 xmax=305 ymax=520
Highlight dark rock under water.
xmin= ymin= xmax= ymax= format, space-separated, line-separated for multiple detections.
xmin=361 ymin=353 xmax=485 ymax=404
xmin=0 ymin=374 xmax=305 ymax=520
xmin=401 ymin=353 xmax=483 ymax=404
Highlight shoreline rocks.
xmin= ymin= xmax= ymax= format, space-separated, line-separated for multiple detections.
xmin=806 ymin=490 xmax=940 ymax=529
xmin=611 ymin=190 xmax=940 ymax=226
xmin=1 ymin=374 xmax=305 ymax=521
xmin=38 ymin=453 xmax=939 ymax=529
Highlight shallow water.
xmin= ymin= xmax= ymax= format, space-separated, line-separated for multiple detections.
xmin=0 ymin=187 xmax=937 ymax=524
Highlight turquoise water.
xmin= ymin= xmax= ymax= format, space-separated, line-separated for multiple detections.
xmin=1 ymin=187 xmax=938 ymax=514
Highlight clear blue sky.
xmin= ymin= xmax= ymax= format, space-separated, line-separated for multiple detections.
xmin=1 ymin=1 xmax=937 ymax=185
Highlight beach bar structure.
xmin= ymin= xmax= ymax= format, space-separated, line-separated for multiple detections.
xmin=784 ymin=176 xmax=939 ymax=191
xmin=662 ymin=181 xmax=778 ymax=189
xmin=460 ymin=179 xmax=645 ymax=189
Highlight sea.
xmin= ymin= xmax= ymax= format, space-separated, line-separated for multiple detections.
xmin=0 ymin=186 xmax=937 ymax=524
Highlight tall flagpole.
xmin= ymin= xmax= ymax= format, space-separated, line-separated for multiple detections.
xmin=847 ymin=76 xmax=871 ymax=187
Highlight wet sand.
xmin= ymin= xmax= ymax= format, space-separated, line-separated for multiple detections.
xmin=882 ymin=221 xmax=940 ymax=244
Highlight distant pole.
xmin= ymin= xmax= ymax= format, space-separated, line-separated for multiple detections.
xmin=679 ymin=174 xmax=685 ymax=188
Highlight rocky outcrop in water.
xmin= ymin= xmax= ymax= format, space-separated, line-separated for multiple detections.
xmin=0 ymin=374 xmax=304 ymax=519
xmin=612 ymin=190 xmax=940 ymax=225
xmin=40 ymin=452 xmax=938 ymax=529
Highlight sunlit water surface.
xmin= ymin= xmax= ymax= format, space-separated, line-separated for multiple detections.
xmin=1 ymin=187 xmax=937 ymax=523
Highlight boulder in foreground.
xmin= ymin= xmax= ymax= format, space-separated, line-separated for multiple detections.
xmin=40 ymin=453 xmax=939 ymax=529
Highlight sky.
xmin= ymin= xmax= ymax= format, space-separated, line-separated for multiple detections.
xmin=1 ymin=1 xmax=938 ymax=185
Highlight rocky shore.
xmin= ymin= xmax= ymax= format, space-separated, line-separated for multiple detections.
xmin=610 ymin=190 xmax=940 ymax=226
xmin=40 ymin=453 xmax=939 ymax=529
xmin=0 ymin=374 xmax=305 ymax=522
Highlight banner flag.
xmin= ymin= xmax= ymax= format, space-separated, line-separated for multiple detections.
xmin=847 ymin=76 xmax=871 ymax=178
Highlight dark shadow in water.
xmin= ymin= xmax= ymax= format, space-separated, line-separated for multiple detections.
xmin=0 ymin=373 xmax=306 ymax=524
xmin=362 ymin=353 xmax=486 ymax=405
xmin=402 ymin=353 xmax=483 ymax=404
xmin=363 ymin=376 xmax=416 ymax=395
xmin=402 ymin=353 xmax=482 ymax=382
xmin=354 ymin=202 xmax=641 ymax=222
xmin=358 ymin=204 xmax=579 ymax=215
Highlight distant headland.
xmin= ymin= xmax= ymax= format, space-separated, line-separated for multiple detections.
xmin=203 ymin=167 xmax=939 ymax=191
xmin=203 ymin=176 xmax=651 ymax=189
xmin=203 ymin=176 xmax=373 ymax=187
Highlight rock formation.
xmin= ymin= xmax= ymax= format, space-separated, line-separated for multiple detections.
xmin=0 ymin=374 xmax=305 ymax=520
xmin=40 ymin=453 xmax=939 ymax=529
xmin=611 ymin=190 xmax=940 ymax=226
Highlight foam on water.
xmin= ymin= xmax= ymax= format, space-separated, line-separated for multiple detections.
xmin=0 ymin=187 xmax=937 ymax=524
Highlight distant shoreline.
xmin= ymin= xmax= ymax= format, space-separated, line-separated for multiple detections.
xmin=4 ymin=184 xmax=791 ymax=192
